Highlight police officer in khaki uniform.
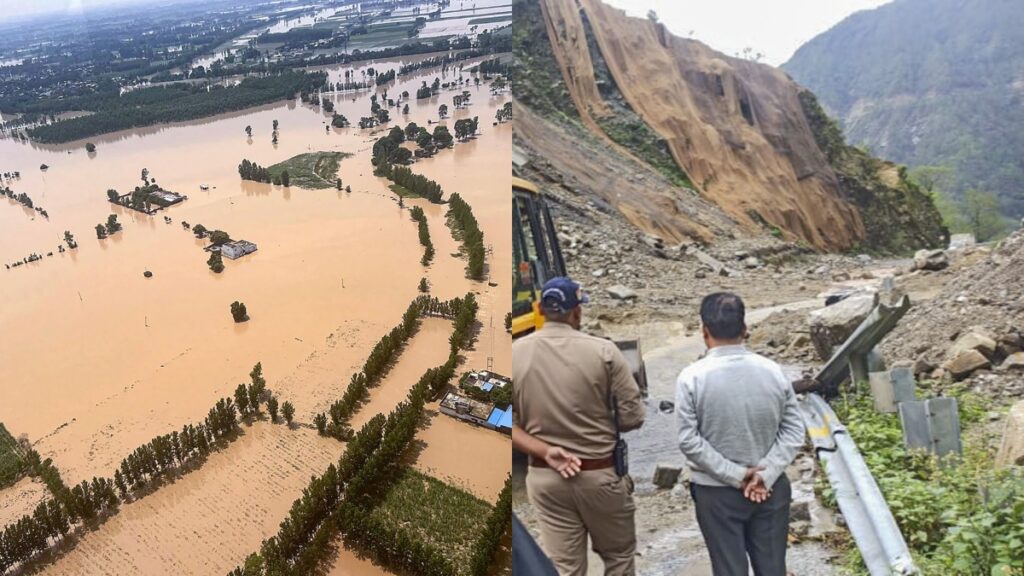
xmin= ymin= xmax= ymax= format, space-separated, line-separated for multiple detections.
xmin=512 ymin=277 xmax=646 ymax=576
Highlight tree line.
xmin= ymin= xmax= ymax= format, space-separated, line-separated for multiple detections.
xmin=229 ymin=291 xmax=479 ymax=575
xmin=27 ymin=72 xmax=328 ymax=144
xmin=374 ymin=69 xmax=396 ymax=86
xmin=0 ymin=363 xmax=287 ymax=573
xmin=3 ymin=187 xmax=48 ymax=219
xmin=315 ymin=298 xmax=424 ymax=440
xmin=468 ymin=476 xmax=512 ymax=576
xmin=447 ymin=193 xmax=486 ymax=280
xmin=374 ymin=163 xmax=444 ymax=203
xmin=239 ymin=159 xmax=272 ymax=184
xmin=409 ymin=206 xmax=435 ymax=266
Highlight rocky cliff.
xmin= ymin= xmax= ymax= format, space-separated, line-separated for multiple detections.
xmin=783 ymin=0 xmax=1024 ymax=218
xmin=515 ymin=0 xmax=947 ymax=253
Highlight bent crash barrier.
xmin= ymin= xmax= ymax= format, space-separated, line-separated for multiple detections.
xmin=798 ymin=296 xmax=920 ymax=575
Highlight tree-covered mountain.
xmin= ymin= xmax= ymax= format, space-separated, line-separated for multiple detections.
xmin=783 ymin=0 xmax=1024 ymax=222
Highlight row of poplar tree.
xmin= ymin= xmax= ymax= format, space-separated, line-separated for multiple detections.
xmin=447 ymin=193 xmax=486 ymax=280
xmin=230 ymin=292 xmax=483 ymax=576
xmin=0 ymin=363 xmax=292 ymax=573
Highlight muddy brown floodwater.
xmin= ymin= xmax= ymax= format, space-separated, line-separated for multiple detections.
xmin=1 ymin=53 xmax=511 ymax=574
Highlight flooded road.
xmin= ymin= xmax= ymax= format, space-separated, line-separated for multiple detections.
xmin=1 ymin=51 xmax=511 ymax=574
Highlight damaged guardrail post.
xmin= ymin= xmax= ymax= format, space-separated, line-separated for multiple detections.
xmin=795 ymin=295 xmax=919 ymax=574
xmin=812 ymin=295 xmax=912 ymax=397
xmin=800 ymin=394 xmax=919 ymax=575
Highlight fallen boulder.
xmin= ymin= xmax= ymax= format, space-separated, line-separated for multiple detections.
xmin=652 ymin=464 xmax=683 ymax=489
xmin=996 ymin=400 xmax=1024 ymax=468
xmin=944 ymin=349 xmax=990 ymax=380
xmin=1004 ymin=352 xmax=1024 ymax=371
xmin=808 ymin=292 xmax=878 ymax=360
xmin=948 ymin=330 xmax=998 ymax=360
xmin=913 ymin=249 xmax=949 ymax=271
xmin=607 ymin=285 xmax=638 ymax=301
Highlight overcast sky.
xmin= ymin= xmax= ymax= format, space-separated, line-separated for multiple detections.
xmin=603 ymin=0 xmax=893 ymax=66
xmin=0 ymin=0 xmax=158 ymax=22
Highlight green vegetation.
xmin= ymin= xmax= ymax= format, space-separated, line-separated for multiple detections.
xmin=511 ymin=0 xmax=580 ymax=122
xmin=828 ymin=386 xmax=1024 ymax=574
xmin=447 ymin=193 xmax=486 ymax=280
xmin=208 ymin=251 xmax=224 ymax=274
xmin=347 ymin=469 xmax=493 ymax=573
xmin=469 ymin=477 xmax=513 ymax=576
xmin=231 ymin=293 xmax=481 ymax=576
xmin=231 ymin=301 xmax=248 ymax=323
xmin=388 ymin=183 xmax=419 ymax=198
xmin=577 ymin=12 xmax=694 ymax=189
xmin=1 ymin=363 xmax=275 ymax=572
xmin=263 ymin=152 xmax=349 ymax=190
xmin=27 ymin=72 xmax=327 ymax=144
xmin=798 ymin=90 xmax=948 ymax=253
xmin=410 ymin=206 xmax=436 ymax=266
xmin=0 ymin=423 xmax=28 ymax=489
xmin=929 ymin=180 xmax=1015 ymax=240
xmin=376 ymin=163 xmax=444 ymax=203
xmin=783 ymin=0 xmax=1024 ymax=217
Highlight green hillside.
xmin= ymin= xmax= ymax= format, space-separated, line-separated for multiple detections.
xmin=783 ymin=0 xmax=1024 ymax=221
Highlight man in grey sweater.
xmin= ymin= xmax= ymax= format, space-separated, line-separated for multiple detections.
xmin=675 ymin=292 xmax=805 ymax=576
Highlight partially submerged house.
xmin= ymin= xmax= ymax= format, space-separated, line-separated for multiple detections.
xmin=439 ymin=391 xmax=512 ymax=435
xmin=220 ymin=240 xmax=257 ymax=260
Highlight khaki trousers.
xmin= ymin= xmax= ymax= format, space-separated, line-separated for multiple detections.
xmin=526 ymin=466 xmax=637 ymax=576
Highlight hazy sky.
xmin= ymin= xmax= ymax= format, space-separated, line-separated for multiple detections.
xmin=604 ymin=0 xmax=893 ymax=66
xmin=0 ymin=0 xmax=159 ymax=22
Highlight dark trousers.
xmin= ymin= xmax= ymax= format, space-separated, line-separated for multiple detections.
xmin=690 ymin=475 xmax=791 ymax=576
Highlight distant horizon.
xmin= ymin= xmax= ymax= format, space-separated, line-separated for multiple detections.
xmin=0 ymin=0 xmax=204 ymax=24
xmin=603 ymin=0 xmax=894 ymax=66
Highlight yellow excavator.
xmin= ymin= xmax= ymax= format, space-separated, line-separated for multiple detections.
xmin=512 ymin=176 xmax=648 ymax=394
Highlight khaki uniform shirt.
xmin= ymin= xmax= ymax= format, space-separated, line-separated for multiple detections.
xmin=513 ymin=321 xmax=645 ymax=459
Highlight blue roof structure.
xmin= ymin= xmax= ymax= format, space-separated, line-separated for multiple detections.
xmin=497 ymin=408 xmax=513 ymax=430
xmin=481 ymin=382 xmax=494 ymax=392
xmin=486 ymin=407 xmax=505 ymax=427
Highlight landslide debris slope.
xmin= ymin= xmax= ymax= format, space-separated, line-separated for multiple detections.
xmin=514 ymin=0 xmax=947 ymax=254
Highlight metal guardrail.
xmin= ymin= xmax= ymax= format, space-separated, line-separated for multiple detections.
xmin=800 ymin=393 xmax=919 ymax=575
xmin=814 ymin=295 xmax=912 ymax=397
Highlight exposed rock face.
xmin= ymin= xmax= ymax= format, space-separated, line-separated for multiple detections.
xmin=808 ymin=293 xmax=878 ymax=360
xmin=533 ymin=0 xmax=946 ymax=252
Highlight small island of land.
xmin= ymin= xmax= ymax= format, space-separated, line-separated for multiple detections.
xmin=267 ymin=152 xmax=350 ymax=190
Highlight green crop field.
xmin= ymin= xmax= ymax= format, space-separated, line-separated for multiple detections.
xmin=267 ymin=151 xmax=350 ymax=189
xmin=367 ymin=468 xmax=491 ymax=572
xmin=0 ymin=423 xmax=28 ymax=489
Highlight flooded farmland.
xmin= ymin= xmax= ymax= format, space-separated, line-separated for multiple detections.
xmin=0 ymin=52 xmax=511 ymax=574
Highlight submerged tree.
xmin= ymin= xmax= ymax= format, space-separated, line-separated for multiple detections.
xmin=105 ymin=213 xmax=121 ymax=234
xmin=267 ymin=396 xmax=279 ymax=423
xmin=282 ymin=401 xmax=295 ymax=426
xmin=419 ymin=277 xmax=429 ymax=293
xmin=231 ymin=301 xmax=249 ymax=323
xmin=208 ymin=251 xmax=224 ymax=273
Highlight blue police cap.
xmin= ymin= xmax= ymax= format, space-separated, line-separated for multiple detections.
xmin=540 ymin=277 xmax=589 ymax=313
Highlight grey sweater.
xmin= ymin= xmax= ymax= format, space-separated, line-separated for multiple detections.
xmin=675 ymin=344 xmax=805 ymax=489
